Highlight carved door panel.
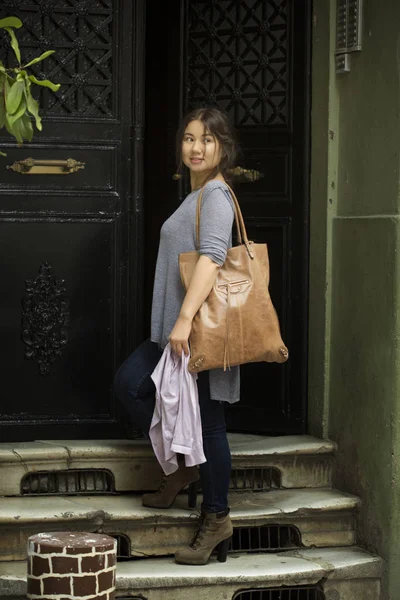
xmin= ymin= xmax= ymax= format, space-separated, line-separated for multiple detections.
xmin=145 ymin=0 xmax=311 ymax=433
xmin=0 ymin=1 xmax=144 ymax=441
xmin=186 ymin=0 xmax=311 ymax=434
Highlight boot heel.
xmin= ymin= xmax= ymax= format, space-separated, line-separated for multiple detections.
xmin=216 ymin=536 xmax=231 ymax=563
xmin=187 ymin=480 xmax=198 ymax=509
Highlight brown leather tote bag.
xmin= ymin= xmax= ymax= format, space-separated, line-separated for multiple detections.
xmin=179 ymin=182 xmax=289 ymax=373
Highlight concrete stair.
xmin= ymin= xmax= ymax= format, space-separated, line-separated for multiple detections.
xmin=0 ymin=434 xmax=336 ymax=496
xmin=0 ymin=488 xmax=359 ymax=561
xmin=0 ymin=434 xmax=382 ymax=599
xmin=0 ymin=547 xmax=382 ymax=600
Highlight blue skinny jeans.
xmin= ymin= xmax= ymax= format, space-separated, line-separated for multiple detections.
xmin=113 ymin=338 xmax=231 ymax=513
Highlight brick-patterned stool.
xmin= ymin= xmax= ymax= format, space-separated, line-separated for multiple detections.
xmin=27 ymin=532 xmax=117 ymax=600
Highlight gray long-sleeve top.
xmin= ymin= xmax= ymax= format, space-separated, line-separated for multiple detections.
xmin=150 ymin=179 xmax=240 ymax=403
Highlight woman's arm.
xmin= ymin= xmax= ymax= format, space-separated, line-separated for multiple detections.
xmin=169 ymin=184 xmax=234 ymax=358
xmin=169 ymin=255 xmax=219 ymax=357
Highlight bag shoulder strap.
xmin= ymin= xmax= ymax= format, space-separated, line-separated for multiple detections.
xmin=195 ymin=180 xmax=254 ymax=259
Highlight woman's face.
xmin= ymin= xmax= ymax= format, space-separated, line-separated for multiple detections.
xmin=181 ymin=119 xmax=222 ymax=177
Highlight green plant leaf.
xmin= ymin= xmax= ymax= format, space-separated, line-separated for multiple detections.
xmin=0 ymin=103 xmax=5 ymax=129
xmin=20 ymin=113 xmax=33 ymax=142
xmin=5 ymin=112 xmax=22 ymax=143
xmin=23 ymin=50 xmax=55 ymax=69
xmin=4 ymin=76 xmax=11 ymax=101
xmin=0 ymin=150 xmax=7 ymax=157
xmin=28 ymin=74 xmax=60 ymax=92
xmin=8 ymin=95 xmax=26 ymax=125
xmin=0 ymin=73 xmax=6 ymax=129
xmin=0 ymin=17 xmax=23 ymax=29
xmin=0 ymin=84 xmax=5 ymax=129
xmin=5 ymin=112 xmax=33 ymax=144
xmin=5 ymin=80 xmax=24 ymax=115
xmin=25 ymin=85 xmax=42 ymax=131
xmin=4 ymin=27 xmax=21 ymax=65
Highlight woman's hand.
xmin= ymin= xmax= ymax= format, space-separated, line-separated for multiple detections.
xmin=169 ymin=315 xmax=192 ymax=358
xmin=169 ymin=256 xmax=219 ymax=359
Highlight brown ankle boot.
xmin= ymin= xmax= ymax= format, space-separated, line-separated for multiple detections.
xmin=174 ymin=508 xmax=233 ymax=565
xmin=142 ymin=464 xmax=200 ymax=509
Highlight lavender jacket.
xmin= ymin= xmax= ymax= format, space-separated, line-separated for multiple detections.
xmin=149 ymin=343 xmax=206 ymax=475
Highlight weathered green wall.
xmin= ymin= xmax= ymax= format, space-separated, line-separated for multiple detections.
xmin=311 ymin=1 xmax=400 ymax=598
xmin=309 ymin=0 xmax=338 ymax=438
xmin=330 ymin=218 xmax=398 ymax=593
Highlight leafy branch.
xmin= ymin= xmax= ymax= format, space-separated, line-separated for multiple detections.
xmin=0 ymin=16 xmax=60 ymax=156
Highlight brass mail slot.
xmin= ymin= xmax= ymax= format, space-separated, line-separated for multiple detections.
xmin=6 ymin=158 xmax=85 ymax=175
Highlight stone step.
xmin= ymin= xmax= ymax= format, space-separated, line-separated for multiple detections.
xmin=0 ymin=488 xmax=358 ymax=561
xmin=0 ymin=434 xmax=336 ymax=496
xmin=0 ymin=547 xmax=382 ymax=600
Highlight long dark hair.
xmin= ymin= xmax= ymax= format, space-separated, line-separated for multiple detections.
xmin=176 ymin=107 xmax=238 ymax=185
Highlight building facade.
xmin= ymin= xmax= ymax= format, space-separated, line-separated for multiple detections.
xmin=0 ymin=0 xmax=399 ymax=597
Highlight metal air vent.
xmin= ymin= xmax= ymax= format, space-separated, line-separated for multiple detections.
xmin=21 ymin=469 xmax=115 ymax=495
xmin=336 ymin=0 xmax=363 ymax=73
xmin=230 ymin=467 xmax=282 ymax=492
xmin=230 ymin=525 xmax=302 ymax=553
xmin=233 ymin=586 xmax=325 ymax=599
xmin=336 ymin=0 xmax=363 ymax=52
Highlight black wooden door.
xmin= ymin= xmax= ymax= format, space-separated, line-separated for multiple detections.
xmin=0 ymin=1 xmax=145 ymax=441
xmin=145 ymin=0 xmax=311 ymax=434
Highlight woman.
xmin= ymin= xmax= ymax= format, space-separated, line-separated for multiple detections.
xmin=114 ymin=106 xmax=240 ymax=565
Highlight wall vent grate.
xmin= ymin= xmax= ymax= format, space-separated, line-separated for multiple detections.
xmin=21 ymin=469 xmax=116 ymax=495
xmin=109 ymin=533 xmax=131 ymax=560
xmin=230 ymin=467 xmax=282 ymax=492
xmin=230 ymin=524 xmax=302 ymax=553
xmin=233 ymin=585 xmax=325 ymax=599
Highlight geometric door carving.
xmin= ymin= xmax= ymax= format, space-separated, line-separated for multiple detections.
xmin=1 ymin=0 xmax=114 ymax=117
xmin=187 ymin=0 xmax=289 ymax=125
